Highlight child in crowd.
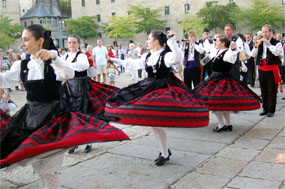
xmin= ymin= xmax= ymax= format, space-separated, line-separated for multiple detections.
xmin=107 ymin=61 xmax=120 ymax=86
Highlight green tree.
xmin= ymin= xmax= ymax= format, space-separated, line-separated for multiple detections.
xmin=0 ymin=15 xmax=23 ymax=49
xmin=128 ymin=5 xmax=166 ymax=34
xmin=58 ymin=0 xmax=71 ymax=18
xmin=178 ymin=14 xmax=208 ymax=38
xmin=239 ymin=0 xmax=285 ymax=32
xmin=197 ymin=2 xmax=241 ymax=33
xmin=64 ymin=16 xmax=99 ymax=42
xmin=102 ymin=15 xmax=136 ymax=42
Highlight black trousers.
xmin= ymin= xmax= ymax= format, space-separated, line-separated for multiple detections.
xmin=183 ymin=67 xmax=200 ymax=89
xmin=247 ymin=58 xmax=256 ymax=87
xmin=259 ymin=69 xmax=277 ymax=113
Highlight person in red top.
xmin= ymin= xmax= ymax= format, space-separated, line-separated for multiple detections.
xmin=107 ymin=45 xmax=115 ymax=58
xmin=86 ymin=45 xmax=96 ymax=81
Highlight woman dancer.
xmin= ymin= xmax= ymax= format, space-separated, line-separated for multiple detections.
xmin=0 ymin=25 xmax=129 ymax=188
xmin=194 ymin=34 xmax=261 ymax=132
xmin=106 ymin=30 xmax=209 ymax=166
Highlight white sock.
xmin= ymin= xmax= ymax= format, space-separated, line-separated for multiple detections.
xmin=215 ymin=112 xmax=225 ymax=128
xmin=223 ymin=111 xmax=231 ymax=126
xmin=152 ymin=127 xmax=168 ymax=158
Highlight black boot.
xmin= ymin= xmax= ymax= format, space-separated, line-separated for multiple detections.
xmin=84 ymin=145 xmax=92 ymax=153
xmin=68 ymin=146 xmax=78 ymax=154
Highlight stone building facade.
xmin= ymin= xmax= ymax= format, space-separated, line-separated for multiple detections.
xmin=70 ymin=0 xmax=285 ymax=47
xmin=0 ymin=0 xmax=20 ymax=23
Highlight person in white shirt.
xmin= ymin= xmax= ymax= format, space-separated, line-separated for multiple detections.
xmin=93 ymin=39 xmax=108 ymax=83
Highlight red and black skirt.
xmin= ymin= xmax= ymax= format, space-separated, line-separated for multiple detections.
xmin=105 ymin=74 xmax=209 ymax=127
xmin=0 ymin=101 xmax=129 ymax=168
xmin=194 ymin=72 xmax=261 ymax=111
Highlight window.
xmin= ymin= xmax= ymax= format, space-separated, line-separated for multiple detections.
xmin=206 ymin=1 xmax=213 ymax=6
xmin=82 ymin=0 xmax=85 ymax=7
xmin=23 ymin=9 xmax=25 ymax=13
xmin=166 ymin=27 xmax=170 ymax=32
xmin=2 ymin=0 xmax=6 ymax=7
xmin=127 ymin=11 xmax=131 ymax=15
xmin=24 ymin=22 xmax=27 ymax=27
xmin=31 ymin=21 xmax=33 ymax=25
xmin=96 ymin=0 xmax=100 ymax=5
xmin=184 ymin=4 xmax=190 ymax=13
xmin=282 ymin=0 xmax=285 ymax=5
xmin=111 ymin=0 xmax=115 ymax=3
xmin=165 ymin=6 xmax=170 ymax=15
xmin=40 ymin=20 xmax=42 ymax=24
xmin=97 ymin=14 xmax=101 ymax=22
xmin=112 ymin=12 xmax=116 ymax=16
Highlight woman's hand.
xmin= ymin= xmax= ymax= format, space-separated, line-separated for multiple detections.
xmin=36 ymin=49 xmax=56 ymax=62
xmin=167 ymin=30 xmax=176 ymax=37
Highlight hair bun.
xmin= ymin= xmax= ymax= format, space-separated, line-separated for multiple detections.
xmin=44 ymin=30 xmax=52 ymax=39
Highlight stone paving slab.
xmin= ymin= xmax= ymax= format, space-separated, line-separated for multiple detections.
xmin=0 ymin=180 xmax=17 ymax=189
xmin=239 ymin=161 xmax=285 ymax=182
xmin=109 ymin=143 xmax=211 ymax=167
xmin=279 ymin=129 xmax=285 ymax=137
xmin=196 ymin=157 xmax=247 ymax=178
xmin=76 ymin=153 xmax=192 ymax=185
xmin=255 ymin=148 xmax=285 ymax=163
xmin=227 ymin=176 xmax=282 ymax=189
xmin=215 ymin=147 xmax=260 ymax=161
xmin=244 ymin=127 xmax=281 ymax=140
xmin=170 ymin=172 xmax=230 ymax=189
xmin=165 ymin=126 xmax=249 ymax=144
xmin=267 ymin=136 xmax=285 ymax=149
xmin=133 ymin=135 xmax=227 ymax=155
xmin=230 ymin=136 xmax=270 ymax=150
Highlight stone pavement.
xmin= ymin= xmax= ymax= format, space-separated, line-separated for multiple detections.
xmin=0 ymin=72 xmax=284 ymax=189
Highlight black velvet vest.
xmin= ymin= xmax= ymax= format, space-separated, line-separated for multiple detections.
xmin=20 ymin=59 xmax=61 ymax=102
xmin=65 ymin=51 xmax=87 ymax=77
xmin=256 ymin=38 xmax=281 ymax=66
xmin=211 ymin=50 xmax=232 ymax=73
xmin=145 ymin=50 xmax=171 ymax=79
xmin=183 ymin=42 xmax=200 ymax=67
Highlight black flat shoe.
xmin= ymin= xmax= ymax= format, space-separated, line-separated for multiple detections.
xmin=267 ymin=113 xmax=274 ymax=117
xmin=154 ymin=149 xmax=172 ymax=162
xmin=213 ymin=125 xmax=226 ymax=132
xmin=84 ymin=145 xmax=92 ymax=153
xmin=223 ymin=125 xmax=233 ymax=131
xmin=259 ymin=111 xmax=268 ymax=116
xmin=155 ymin=156 xmax=167 ymax=166
xmin=68 ymin=146 xmax=78 ymax=154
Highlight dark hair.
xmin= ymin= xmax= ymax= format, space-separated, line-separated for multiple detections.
xmin=237 ymin=33 xmax=246 ymax=42
xmin=225 ymin=24 xmax=235 ymax=31
xmin=150 ymin=30 xmax=171 ymax=52
xmin=217 ymin=34 xmax=230 ymax=48
xmin=203 ymin=28 xmax=210 ymax=33
xmin=25 ymin=24 xmax=57 ymax=51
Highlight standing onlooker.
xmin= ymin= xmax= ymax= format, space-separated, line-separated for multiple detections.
xmin=93 ymin=39 xmax=108 ymax=83
xmin=199 ymin=28 xmax=214 ymax=80
xmin=136 ymin=43 xmax=144 ymax=78
xmin=236 ymin=33 xmax=250 ymax=86
xmin=182 ymin=31 xmax=204 ymax=89
xmin=276 ymin=33 xmax=285 ymax=84
xmin=127 ymin=43 xmax=139 ymax=80
xmin=251 ymin=24 xmax=283 ymax=117
xmin=86 ymin=45 xmax=96 ymax=81
xmin=6 ymin=49 xmax=16 ymax=68
xmin=246 ymin=33 xmax=256 ymax=87
xmin=118 ymin=44 xmax=126 ymax=72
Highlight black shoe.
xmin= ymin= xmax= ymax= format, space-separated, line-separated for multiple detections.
xmin=282 ymin=97 xmax=285 ymax=100
xmin=154 ymin=149 xmax=172 ymax=162
xmin=68 ymin=146 xmax=78 ymax=154
xmin=259 ymin=111 xmax=268 ymax=116
xmin=84 ymin=145 xmax=92 ymax=153
xmin=213 ymin=125 xmax=226 ymax=132
xmin=155 ymin=156 xmax=167 ymax=166
xmin=267 ymin=113 xmax=274 ymax=117
xmin=223 ymin=125 xmax=233 ymax=131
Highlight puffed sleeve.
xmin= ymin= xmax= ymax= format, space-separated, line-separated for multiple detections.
xmin=0 ymin=60 xmax=21 ymax=88
xmin=164 ymin=36 xmax=184 ymax=68
xmin=49 ymin=50 xmax=75 ymax=81
xmin=268 ymin=42 xmax=283 ymax=57
xmin=110 ymin=54 xmax=146 ymax=70
xmin=223 ymin=49 xmax=238 ymax=64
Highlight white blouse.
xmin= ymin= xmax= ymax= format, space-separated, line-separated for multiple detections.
xmin=61 ymin=51 xmax=89 ymax=72
xmin=213 ymin=49 xmax=238 ymax=64
xmin=110 ymin=36 xmax=183 ymax=70
xmin=0 ymin=50 xmax=75 ymax=89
